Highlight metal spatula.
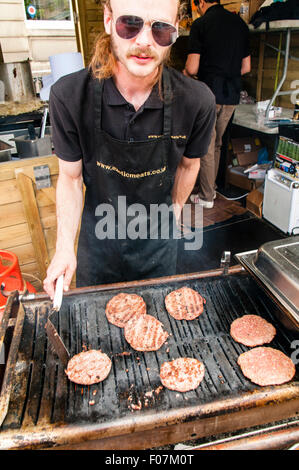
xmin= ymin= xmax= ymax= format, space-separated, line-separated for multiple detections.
xmin=45 ymin=274 xmax=70 ymax=368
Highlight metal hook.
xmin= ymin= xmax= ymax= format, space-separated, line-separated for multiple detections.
xmin=0 ymin=282 xmax=10 ymax=298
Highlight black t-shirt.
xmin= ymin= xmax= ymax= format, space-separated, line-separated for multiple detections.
xmin=188 ymin=5 xmax=250 ymax=105
xmin=49 ymin=66 xmax=216 ymax=182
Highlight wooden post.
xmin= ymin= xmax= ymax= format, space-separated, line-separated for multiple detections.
xmin=15 ymin=171 xmax=49 ymax=281
xmin=256 ymin=33 xmax=265 ymax=102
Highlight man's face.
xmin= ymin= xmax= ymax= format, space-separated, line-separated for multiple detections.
xmin=104 ymin=0 xmax=178 ymax=78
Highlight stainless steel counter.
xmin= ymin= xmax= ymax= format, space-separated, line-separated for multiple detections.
xmin=233 ymin=104 xmax=294 ymax=135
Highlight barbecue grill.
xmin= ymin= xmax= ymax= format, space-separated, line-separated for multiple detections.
xmin=0 ymin=237 xmax=298 ymax=450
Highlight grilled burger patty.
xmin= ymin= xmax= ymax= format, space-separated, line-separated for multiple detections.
xmin=230 ymin=314 xmax=276 ymax=347
xmin=165 ymin=286 xmax=205 ymax=320
xmin=160 ymin=357 xmax=205 ymax=392
xmin=237 ymin=347 xmax=295 ymax=386
xmin=105 ymin=292 xmax=146 ymax=328
xmin=65 ymin=349 xmax=112 ymax=385
xmin=124 ymin=314 xmax=169 ymax=351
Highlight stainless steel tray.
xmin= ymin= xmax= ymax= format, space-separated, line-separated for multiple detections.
xmin=235 ymin=236 xmax=299 ymax=332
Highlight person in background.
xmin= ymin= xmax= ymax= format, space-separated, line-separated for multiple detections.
xmin=43 ymin=0 xmax=216 ymax=298
xmin=184 ymin=0 xmax=251 ymax=208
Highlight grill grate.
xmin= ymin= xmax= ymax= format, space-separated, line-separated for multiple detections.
xmin=1 ymin=272 xmax=298 ymax=430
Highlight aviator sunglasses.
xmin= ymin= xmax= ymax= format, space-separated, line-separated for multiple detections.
xmin=115 ymin=15 xmax=178 ymax=47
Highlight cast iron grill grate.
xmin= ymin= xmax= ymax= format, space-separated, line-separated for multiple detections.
xmin=1 ymin=272 xmax=298 ymax=430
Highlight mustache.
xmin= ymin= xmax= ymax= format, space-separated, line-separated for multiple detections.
xmin=126 ymin=47 xmax=159 ymax=60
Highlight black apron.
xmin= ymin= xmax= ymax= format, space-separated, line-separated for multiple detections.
xmin=198 ymin=70 xmax=241 ymax=105
xmin=76 ymin=68 xmax=178 ymax=287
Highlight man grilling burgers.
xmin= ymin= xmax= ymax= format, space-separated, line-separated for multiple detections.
xmin=43 ymin=0 xmax=216 ymax=298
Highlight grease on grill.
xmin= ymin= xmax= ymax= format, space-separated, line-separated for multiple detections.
xmin=127 ymin=384 xmax=164 ymax=411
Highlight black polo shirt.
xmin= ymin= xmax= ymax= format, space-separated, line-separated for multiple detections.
xmin=188 ymin=4 xmax=250 ymax=105
xmin=49 ymin=66 xmax=216 ymax=179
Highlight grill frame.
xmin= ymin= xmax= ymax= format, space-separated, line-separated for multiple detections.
xmin=0 ymin=266 xmax=298 ymax=450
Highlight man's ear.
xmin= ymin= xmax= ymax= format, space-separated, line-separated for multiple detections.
xmin=103 ymin=5 xmax=112 ymax=35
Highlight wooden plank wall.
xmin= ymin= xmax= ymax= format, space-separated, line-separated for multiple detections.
xmin=243 ymin=31 xmax=299 ymax=109
xmin=0 ymin=156 xmax=59 ymax=292
xmin=72 ymin=0 xmax=105 ymax=67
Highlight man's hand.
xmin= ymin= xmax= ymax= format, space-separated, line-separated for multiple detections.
xmin=43 ymin=247 xmax=77 ymax=300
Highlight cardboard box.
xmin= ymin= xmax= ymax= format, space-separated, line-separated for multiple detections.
xmin=231 ymin=137 xmax=261 ymax=154
xmin=223 ymin=1 xmax=242 ymax=14
xmin=227 ymin=165 xmax=255 ymax=190
xmin=221 ymin=0 xmax=264 ymax=18
xmin=220 ymin=0 xmax=264 ymax=16
xmin=246 ymin=188 xmax=264 ymax=217
xmin=231 ymin=137 xmax=261 ymax=167
xmin=236 ymin=150 xmax=259 ymax=166
xmin=249 ymin=0 xmax=265 ymax=20
xmin=227 ymin=165 xmax=264 ymax=191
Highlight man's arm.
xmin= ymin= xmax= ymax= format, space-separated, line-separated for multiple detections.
xmin=183 ymin=53 xmax=200 ymax=79
xmin=172 ymin=156 xmax=201 ymax=222
xmin=43 ymin=158 xmax=83 ymax=299
xmin=241 ymin=55 xmax=251 ymax=75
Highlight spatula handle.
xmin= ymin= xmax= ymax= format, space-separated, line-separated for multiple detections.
xmin=53 ymin=274 xmax=64 ymax=311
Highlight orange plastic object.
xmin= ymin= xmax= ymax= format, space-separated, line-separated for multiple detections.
xmin=0 ymin=250 xmax=36 ymax=310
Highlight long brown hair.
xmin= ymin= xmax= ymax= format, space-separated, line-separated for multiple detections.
xmin=89 ymin=1 xmax=186 ymax=85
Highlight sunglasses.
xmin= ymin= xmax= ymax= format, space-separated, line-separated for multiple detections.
xmin=115 ymin=15 xmax=178 ymax=47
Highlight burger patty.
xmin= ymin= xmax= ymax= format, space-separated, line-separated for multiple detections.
xmin=230 ymin=314 xmax=276 ymax=347
xmin=237 ymin=347 xmax=295 ymax=386
xmin=65 ymin=349 xmax=112 ymax=385
xmin=105 ymin=292 xmax=146 ymax=328
xmin=124 ymin=314 xmax=169 ymax=351
xmin=165 ymin=286 xmax=205 ymax=321
xmin=160 ymin=357 xmax=205 ymax=392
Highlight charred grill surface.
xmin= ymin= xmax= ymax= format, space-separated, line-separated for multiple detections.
xmin=1 ymin=273 xmax=298 ymax=431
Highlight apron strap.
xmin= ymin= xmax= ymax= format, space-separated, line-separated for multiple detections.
xmin=94 ymin=77 xmax=104 ymax=130
xmin=162 ymin=67 xmax=172 ymax=138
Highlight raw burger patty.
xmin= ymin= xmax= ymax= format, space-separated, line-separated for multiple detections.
xmin=230 ymin=314 xmax=276 ymax=347
xmin=160 ymin=357 xmax=205 ymax=392
xmin=65 ymin=349 xmax=111 ymax=385
xmin=165 ymin=286 xmax=205 ymax=320
xmin=237 ymin=347 xmax=295 ymax=386
xmin=124 ymin=314 xmax=169 ymax=351
xmin=105 ymin=292 xmax=146 ymax=327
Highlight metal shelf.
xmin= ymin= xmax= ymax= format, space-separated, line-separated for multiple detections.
xmin=250 ymin=21 xmax=299 ymax=120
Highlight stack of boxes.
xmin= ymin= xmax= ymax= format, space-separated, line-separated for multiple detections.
xmin=187 ymin=0 xmax=265 ymax=28
xmin=221 ymin=0 xmax=244 ymax=16
xmin=220 ymin=0 xmax=265 ymax=22
xmin=226 ymin=137 xmax=265 ymax=190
